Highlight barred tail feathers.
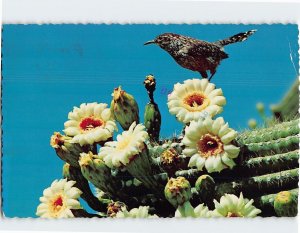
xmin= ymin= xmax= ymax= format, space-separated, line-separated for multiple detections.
xmin=215 ymin=29 xmax=257 ymax=47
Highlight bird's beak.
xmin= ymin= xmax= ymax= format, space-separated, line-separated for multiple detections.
xmin=144 ymin=40 xmax=156 ymax=45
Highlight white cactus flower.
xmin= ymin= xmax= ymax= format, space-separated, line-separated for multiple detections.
xmin=213 ymin=193 xmax=261 ymax=217
xmin=64 ymin=102 xmax=117 ymax=146
xmin=36 ymin=179 xmax=82 ymax=218
xmin=99 ymin=122 xmax=149 ymax=168
xmin=182 ymin=116 xmax=240 ymax=173
xmin=168 ymin=79 xmax=226 ymax=123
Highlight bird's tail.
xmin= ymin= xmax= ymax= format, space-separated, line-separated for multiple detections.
xmin=214 ymin=29 xmax=257 ymax=46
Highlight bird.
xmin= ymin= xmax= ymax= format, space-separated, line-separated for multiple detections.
xmin=144 ymin=30 xmax=256 ymax=81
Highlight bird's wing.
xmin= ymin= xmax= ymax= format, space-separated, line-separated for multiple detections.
xmin=183 ymin=41 xmax=229 ymax=60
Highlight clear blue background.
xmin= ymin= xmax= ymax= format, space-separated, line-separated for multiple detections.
xmin=2 ymin=24 xmax=299 ymax=217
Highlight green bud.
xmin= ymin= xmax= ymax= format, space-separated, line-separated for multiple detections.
xmin=50 ymin=132 xmax=87 ymax=168
xmin=144 ymin=103 xmax=161 ymax=142
xmin=62 ymin=163 xmax=71 ymax=179
xmin=143 ymin=74 xmax=156 ymax=93
xmin=111 ymin=86 xmax=139 ymax=130
xmin=195 ymin=175 xmax=215 ymax=192
xmin=164 ymin=177 xmax=192 ymax=207
xmin=195 ymin=175 xmax=215 ymax=204
xmin=256 ymin=102 xmax=265 ymax=115
xmin=248 ymin=119 xmax=257 ymax=129
xmin=79 ymin=152 xmax=123 ymax=196
xmin=274 ymin=191 xmax=298 ymax=217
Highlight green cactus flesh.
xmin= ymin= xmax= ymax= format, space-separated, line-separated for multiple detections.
xmin=55 ymin=115 xmax=298 ymax=217
xmin=144 ymin=103 xmax=161 ymax=142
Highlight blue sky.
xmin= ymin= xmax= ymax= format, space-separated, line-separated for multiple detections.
xmin=2 ymin=24 xmax=299 ymax=217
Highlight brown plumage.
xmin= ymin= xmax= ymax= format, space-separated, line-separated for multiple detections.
xmin=144 ymin=30 xmax=256 ymax=81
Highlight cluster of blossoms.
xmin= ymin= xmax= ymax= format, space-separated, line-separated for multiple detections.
xmin=36 ymin=77 xmax=262 ymax=218
xmin=165 ymin=177 xmax=261 ymax=218
xmin=168 ymin=78 xmax=240 ymax=173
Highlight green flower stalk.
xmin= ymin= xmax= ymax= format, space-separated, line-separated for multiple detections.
xmin=62 ymin=163 xmax=108 ymax=212
xmin=143 ymin=75 xmax=161 ymax=142
xmin=164 ymin=177 xmax=192 ymax=207
xmin=79 ymin=152 xmax=126 ymax=200
xmin=51 ymin=132 xmax=91 ymax=167
xmin=144 ymin=103 xmax=161 ymax=142
xmin=111 ymin=86 xmax=139 ymax=130
xmin=274 ymin=190 xmax=298 ymax=217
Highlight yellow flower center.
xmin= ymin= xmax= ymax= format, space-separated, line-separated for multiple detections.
xmin=197 ymin=133 xmax=224 ymax=157
xmin=183 ymin=92 xmax=210 ymax=112
xmin=117 ymin=137 xmax=131 ymax=150
xmin=275 ymin=191 xmax=291 ymax=204
xmin=227 ymin=212 xmax=242 ymax=217
xmin=79 ymin=116 xmax=104 ymax=131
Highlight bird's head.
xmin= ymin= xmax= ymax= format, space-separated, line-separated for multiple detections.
xmin=144 ymin=33 xmax=179 ymax=51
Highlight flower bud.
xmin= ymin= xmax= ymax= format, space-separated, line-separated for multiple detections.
xmin=256 ymin=102 xmax=265 ymax=115
xmin=50 ymin=132 xmax=87 ymax=167
xmin=195 ymin=175 xmax=215 ymax=203
xmin=274 ymin=191 xmax=298 ymax=217
xmin=111 ymin=86 xmax=139 ymax=130
xmin=62 ymin=163 xmax=71 ymax=179
xmin=107 ymin=201 xmax=127 ymax=217
xmin=248 ymin=118 xmax=257 ymax=129
xmin=164 ymin=177 xmax=192 ymax=207
xmin=195 ymin=175 xmax=215 ymax=192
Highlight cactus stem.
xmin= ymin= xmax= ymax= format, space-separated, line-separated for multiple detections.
xmin=63 ymin=164 xmax=108 ymax=212
xmin=215 ymin=168 xmax=299 ymax=199
xmin=240 ymin=150 xmax=299 ymax=175
xmin=254 ymin=188 xmax=298 ymax=217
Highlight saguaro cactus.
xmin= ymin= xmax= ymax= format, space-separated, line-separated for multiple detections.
xmin=37 ymin=75 xmax=299 ymax=218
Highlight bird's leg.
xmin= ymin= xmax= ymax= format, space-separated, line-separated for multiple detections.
xmin=208 ymin=69 xmax=216 ymax=81
xmin=199 ymin=71 xmax=208 ymax=79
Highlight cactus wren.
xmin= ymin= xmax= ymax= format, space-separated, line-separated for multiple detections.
xmin=144 ymin=30 xmax=256 ymax=81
